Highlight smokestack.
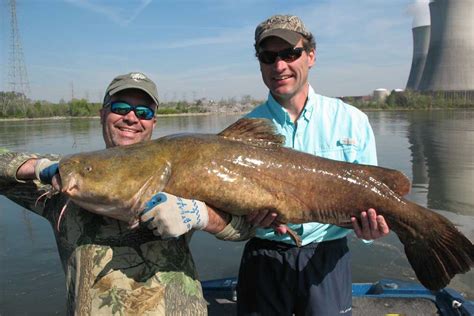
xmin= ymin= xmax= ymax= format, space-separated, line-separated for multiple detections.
xmin=418 ymin=0 xmax=474 ymax=91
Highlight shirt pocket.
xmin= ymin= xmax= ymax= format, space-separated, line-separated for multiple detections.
xmin=317 ymin=139 xmax=359 ymax=163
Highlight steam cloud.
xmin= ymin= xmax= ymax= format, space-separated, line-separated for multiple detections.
xmin=407 ymin=0 xmax=431 ymax=28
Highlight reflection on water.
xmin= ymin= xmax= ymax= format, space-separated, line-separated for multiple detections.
xmin=0 ymin=110 xmax=473 ymax=314
xmin=407 ymin=110 xmax=474 ymax=215
xmin=0 ymin=115 xmax=244 ymax=155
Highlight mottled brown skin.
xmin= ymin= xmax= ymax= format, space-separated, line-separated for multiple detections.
xmin=59 ymin=118 xmax=473 ymax=291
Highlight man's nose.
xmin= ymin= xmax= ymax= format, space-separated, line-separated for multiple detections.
xmin=122 ymin=110 xmax=139 ymax=122
xmin=273 ymin=57 xmax=288 ymax=70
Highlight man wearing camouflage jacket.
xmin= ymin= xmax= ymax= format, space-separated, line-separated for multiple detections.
xmin=0 ymin=72 xmax=252 ymax=315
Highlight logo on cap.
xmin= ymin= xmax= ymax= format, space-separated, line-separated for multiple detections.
xmin=130 ymin=72 xmax=147 ymax=81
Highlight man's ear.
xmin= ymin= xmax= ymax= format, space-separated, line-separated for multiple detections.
xmin=99 ymin=108 xmax=106 ymax=125
xmin=308 ymin=48 xmax=316 ymax=69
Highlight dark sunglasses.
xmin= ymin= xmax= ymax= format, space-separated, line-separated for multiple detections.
xmin=257 ymin=47 xmax=305 ymax=65
xmin=109 ymin=102 xmax=155 ymax=120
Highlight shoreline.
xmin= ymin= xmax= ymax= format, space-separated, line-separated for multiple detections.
xmin=0 ymin=107 xmax=472 ymax=122
xmin=0 ymin=111 xmax=249 ymax=122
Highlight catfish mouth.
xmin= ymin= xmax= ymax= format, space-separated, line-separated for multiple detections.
xmin=58 ymin=157 xmax=156 ymax=226
xmin=60 ymin=173 xmax=136 ymax=223
xmin=61 ymin=174 xmax=79 ymax=197
xmin=64 ymin=191 xmax=137 ymax=225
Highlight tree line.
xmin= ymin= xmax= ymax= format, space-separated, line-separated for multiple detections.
xmin=344 ymin=90 xmax=474 ymax=109
xmin=0 ymin=92 xmax=100 ymax=118
xmin=0 ymin=92 xmax=262 ymax=119
xmin=1 ymin=90 xmax=472 ymax=119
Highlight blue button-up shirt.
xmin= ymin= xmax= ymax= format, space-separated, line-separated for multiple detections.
xmin=246 ymin=85 xmax=378 ymax=246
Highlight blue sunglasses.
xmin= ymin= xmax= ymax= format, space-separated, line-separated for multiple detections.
xmin=109 ymin=102 xmax=155 ymax=120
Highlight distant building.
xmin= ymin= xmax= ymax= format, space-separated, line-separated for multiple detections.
xmin=338 ymin=95 xmax=372 ymax=103
xmin=373 ymin=88 xmax=390 ymax=102
xmin=407 ymin=0 xmax=474 ymax=100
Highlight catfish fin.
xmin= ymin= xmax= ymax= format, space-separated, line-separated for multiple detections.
xmin=146 ymin=160 xmax=172 ymax=199
xmin=286 ymin=227 xmax=302 ymax=247
xmin=357 ymin=167 xmax=411 ymax=196
xmin=130 ymin=160 xmax=172 ymax=227
xmin=218 ymin=118 xmax=285 ymax=148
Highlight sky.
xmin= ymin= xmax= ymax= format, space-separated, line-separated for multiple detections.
xmin=1 ymin=0 xmax=430 ymax=103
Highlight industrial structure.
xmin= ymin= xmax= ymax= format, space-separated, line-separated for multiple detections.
xmin=406 ymin=25 xmax=430 ymax=90
xmin=6 ymin=0 xmax=30 ymax=97
xmin=372 ymin=88 xmax=390 ymax=102
xmin=406 ymin=0 xmax=474 ymax=96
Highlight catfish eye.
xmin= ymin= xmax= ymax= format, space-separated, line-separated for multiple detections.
xmin=84 ymin=166 xmax=93 ymax=172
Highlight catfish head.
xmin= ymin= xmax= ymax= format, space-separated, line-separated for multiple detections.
xmin=58 ymin=147 xmax=171 ymax=227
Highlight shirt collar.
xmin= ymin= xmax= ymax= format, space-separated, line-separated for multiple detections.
xmin=265 ymin=84 xmax=316 ymax=125
xmin=302 ymin=85 xmax=316 ymax=122
xmin=266 ymin=93 xmax=290 ymax=124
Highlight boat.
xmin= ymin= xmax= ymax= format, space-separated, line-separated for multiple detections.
xmin=202 ymin=278 xmax=474 ymax=315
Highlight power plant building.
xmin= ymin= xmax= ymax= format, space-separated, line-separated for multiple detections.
xmin=373 ymin=88 xmax=390 ymax=102
xmin=406 ymin=25 xmax=430 ymax=90
xmin=407 ymin=0 xmax=474 ymax=95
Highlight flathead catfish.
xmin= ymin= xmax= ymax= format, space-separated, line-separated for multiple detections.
xmin=58 ymin=118 xmax=473 ymax=291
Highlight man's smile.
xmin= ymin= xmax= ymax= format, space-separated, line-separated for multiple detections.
xmin=117 ymin=126 xmax=141 ymax=133
xmin=273 ymin=74 xmax=293 ymax=82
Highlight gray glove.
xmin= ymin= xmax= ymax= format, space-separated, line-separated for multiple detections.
xmin=140 ymin=192 xmax=209 ymax=238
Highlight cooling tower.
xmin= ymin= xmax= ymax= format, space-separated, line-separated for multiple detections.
xmin=406 ymin=25 xmax=430 ymax=90
xmin=418 ymin=0 xmax=474 ymax=91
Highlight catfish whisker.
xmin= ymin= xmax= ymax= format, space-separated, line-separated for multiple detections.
xmin=35 ymin=188 xmax=59 ymax=208
xmin=57 ymin=199 xmax=71 ymax=232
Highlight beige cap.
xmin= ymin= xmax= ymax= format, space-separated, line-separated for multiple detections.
xmin=104 ymin=72 xmax=159 ymax=106
xmin=255 ymin=14 xmax=312 ymax=47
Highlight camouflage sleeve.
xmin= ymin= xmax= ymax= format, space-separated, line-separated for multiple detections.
xmin=214 ymin=214 xmax=256 ymax=241
xmin=0 ymin=151 xmax=61 ymax=217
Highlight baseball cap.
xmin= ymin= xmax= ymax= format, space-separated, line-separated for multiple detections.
xmin=104 ymin=72 xmax=159 ymax=107
xmin=255 ymin=14 xmax=312 ymax=47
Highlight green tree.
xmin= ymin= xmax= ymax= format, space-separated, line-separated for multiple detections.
xmin=69 ymin=99 xmax=90 ymax=116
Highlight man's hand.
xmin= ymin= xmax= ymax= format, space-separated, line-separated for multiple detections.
xmin=34 ymin=159 xmax=61 ymax=189
xmin=351 ymin=208 xmax=389 ymax=240
xmin=246 ymin=210 xmax=288 ymax=235
xmin=140 ymin=192 xmax=209 ymax=238
xmin=34 ymin=159 xmax=58 ymax=183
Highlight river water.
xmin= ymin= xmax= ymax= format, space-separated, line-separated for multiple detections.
xmin=0 ymin=110 xmax=473 ymax=314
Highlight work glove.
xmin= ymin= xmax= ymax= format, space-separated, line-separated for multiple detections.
xmin=34 ymin=158 xmax=59 ymax=185
xmin=140 ymin=192 xmax=209 ymax=238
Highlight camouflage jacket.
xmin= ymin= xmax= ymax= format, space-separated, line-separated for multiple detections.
xmin=0 ymin=151 xmax=207 ymax=315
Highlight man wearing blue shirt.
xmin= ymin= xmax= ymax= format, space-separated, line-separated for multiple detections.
xmin=141 ymin=14 xmax=390 ymax=316
xmin=234 ymin=14 xmax=390 ymax=315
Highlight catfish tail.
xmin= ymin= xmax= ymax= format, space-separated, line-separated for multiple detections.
xmin=393 ymin=202 xmax=474 ymax=291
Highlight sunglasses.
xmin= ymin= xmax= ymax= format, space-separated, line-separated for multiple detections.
xmin=257 ymin=47 xmax=305 ymax=65
xmin=109 ymin=101 xmax=155 ymax=120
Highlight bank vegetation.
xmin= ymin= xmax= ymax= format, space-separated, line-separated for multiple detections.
xmin=0 ymin=90 xmax=473 ymax=119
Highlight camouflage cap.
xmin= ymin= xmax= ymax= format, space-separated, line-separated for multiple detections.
xmin=104 ymin=72 xmax=159 ymax=107
xmin=255 ymin=14 xmax=312 ymax=47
